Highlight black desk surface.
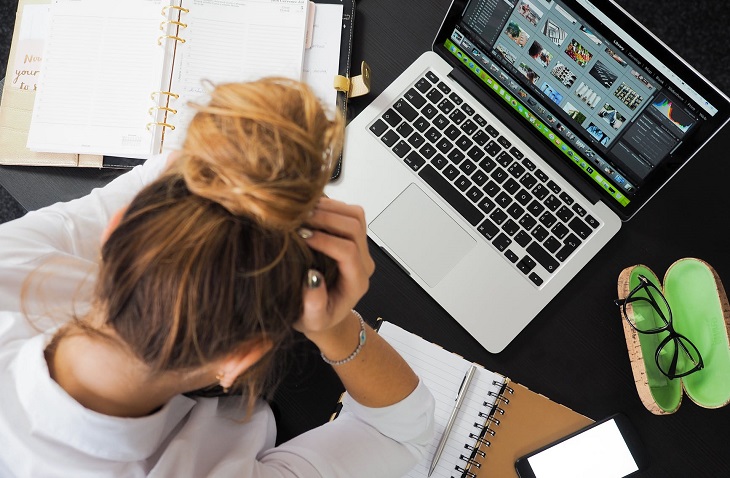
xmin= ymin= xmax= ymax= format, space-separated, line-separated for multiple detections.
xmin=2 ymin=1 xmax=729 ymax=476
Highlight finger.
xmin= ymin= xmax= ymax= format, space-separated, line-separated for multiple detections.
xmin=307 ymin=208 xmax=364 ymax=242
xmin=314 ymin=198 xmax=367 ymax=230
xmin=304 ymin=231 xmax=372 ymax=294
xmin=294 ymin=270 xmax=330 ymax=333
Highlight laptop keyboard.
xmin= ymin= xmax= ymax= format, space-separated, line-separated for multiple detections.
xmin=368 ymin=70 xmax=601 ymax=287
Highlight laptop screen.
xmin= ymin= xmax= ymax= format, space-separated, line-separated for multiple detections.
xmin=433 ymin=0 xmax=730 ymax=220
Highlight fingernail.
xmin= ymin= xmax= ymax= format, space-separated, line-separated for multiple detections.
xmin=298 ymin=227 xmax=314 ymax=239
xmin=307 ymin=269 xmax=323 ymax=288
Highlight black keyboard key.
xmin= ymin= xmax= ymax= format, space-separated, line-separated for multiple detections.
xmin=449 ymin=109 xmax=467 ymax=125
xmin=503 ymin=178 xmax=520 ymax=195
xmin=449 ymin=92 xmax=463 ymax=105
xmin=382 ymin=109 xmax=402 ymax=127
xmin=425 ymin=127 xmax=442 ymax=143
xmin=461 ymin=103 xmax=475 ymax=116
xmin=461 ymin=119 xmax=478 ymax=135
xmin=585 ymin=214 xmax=600 ymax=228
xmin=381 ymin=130 xmax=398 ymax=147
xmin=559 ymin=192 xmax=574 ymax=205
xmin=485 ymin=140 xmax=501 ymax=157
xmin=569 ymin=217 xmax=593 ymax=240
xmin=392 ymin=140 xmax=411 ymax=158
xmin=403 ymin=151 xmax=426 ymax=171
xmin=532 ymin=184 xmax=549 ymax=200
xmin=456 ymin=135 xmax=474 ymax=152
xmin=556 ymin=233 xmax=581 ymax=261
xmin=509 ymin=147 xmax=524 ymax=159
xmin=422 ymin=104 xmax=438 ymax=119
xmin=544 ymin=194 xmax=561 ymax=211
xmin=477 ymin=196 xmax=496 ymax=214
xmin=519 ymin=214 xmax=537 ymax=231
xmin=547 ymin=179 xmax=561 ymax=194
xmin=420 ymin=143 xmax=437 ymax=159
xmin=491 ymin=167 xmax=508 ymax=183
xmin=505 ymin=250 xmax=519 ymax=263
xmin=459 ymin=159 xmax=477 ymax=175
xmin=408 ymin=132 xmax=426 ymax=148
xmin=490 ymin=208 xmax=508 ymax=225
xmin=404 ymin=88 xmax=426 ymax=108
xmin=495 ymin=191 xmax=512 ymax=208
xmin=443 ymin=164 xmax=459 ymax=180
xmin=531 ymin=225 xmax=549 ymax=242
xmin=535 ymin=169 xmax=549 ymax=182
xmin=437 ymin=81 xmax=451 ymax=94
xmin=455 ymin=175 xmax=472 ymax=192
xmin=370 ymin=119 xmax=388 ymax=136
xmin=467 ymin=186 xmax=484 ymax=202
xmin=556 ymin=205 xmax=574 ymax=223
xmin=472 ymin=170 xmax=488 ymax=186
xmin=483 ymin=180 xmax=500 ymax=197
xmin=519 ymin=172 xmax=537 ymax=189
xmin=431 ymin=154 xmax=448 ymax=170
xmin=514 ymin=231 xmax=531 ymax=247
xmin=551 ymin=222 xmax=569 ymax=239
xmin=479 ymin=157 xmax=497 ymax=173
xmin=413 ymin=117 xmax=430 ymax=132
xmin=572 ymin=203 xmax=587 ymax=217
xmin=425 ymin=71 xmax=439 ymax=83
xmin=527 ymin=200 xmax=545 ymax=217
xmin=507 ymin=203 xmax=524 ymax=220
xmin=522 ymin=157 xmax=536 ymax=171
xmin=445 ymin=125 xmax=461 ymax=140
xmin=437 ymin=98 xmax=455 ymax=113
xmin=529 ymin=273 xmax=544 ymax=286
xmin=486 ymin=124 xmax=499 ymax=137
xmin=473 ymin=130 xmax=490 ymax=146
xmin=527 ymin=242 xmax=559 ymax=273
xmin=415 ymin=77 xmax=432 ymax=93
xmin=474 ymin=114 xmax=487 ymax=127
xmin=507 ymin=162 xmax=526 ymax=179
xmin=436 ymin=138 xmax=453 ymax=153
xmin=396 ymin=122 xmax=414 ymax=138
xmin=467 ymin=145 xmax=486 ymax=161
xmin=478 ymin=218 xmax=499 ymax=240
xmin=515 ymin=189 xmax=532 ymax=206
xmin=496 ymin=151 xmax=513 ymax=168
xmin=394 ymin=98 xmax=418 ymax=122
xmin=447 ymin=149 xmax=466 ymax=165
xmin=544 ymin=236 xmax=561 ymax=254
xmin=517 ymin=256 xmax=536 ymax=274
xmin=539 ymin=211 xmax=557 ymax=228
xmin=433 ymin=114 xmax=449 ymax=130
xmin=426 ymin=89 xmax=444 ymax=103
xmin=497 ymin=136 xmax=511 ymax=149
xmin=419 ymin=165 xmax=484 ymax=226
xmin=493 ymin=233 xmax=512 ymax=251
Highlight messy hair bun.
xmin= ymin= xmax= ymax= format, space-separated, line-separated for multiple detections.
xmin=176 ymin=78 xmax=344 ymax=229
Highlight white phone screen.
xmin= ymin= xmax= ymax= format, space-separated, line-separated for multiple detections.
xmin=526 ymin=419 xmax=639 ymax=478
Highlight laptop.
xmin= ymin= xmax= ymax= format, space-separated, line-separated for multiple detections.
xmin=325 ymin=0 xmax=730 ymax=353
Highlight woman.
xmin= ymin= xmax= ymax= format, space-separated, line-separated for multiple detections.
xmin=0 ymin=78 xmax=435 ymax=476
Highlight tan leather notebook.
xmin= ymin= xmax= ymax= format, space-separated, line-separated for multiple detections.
xmin=371 ymin=321 xmax=593 ymax=478
xmin=0 ymin=0 xmax=103 ymax=167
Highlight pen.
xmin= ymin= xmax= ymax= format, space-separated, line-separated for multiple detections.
xmin=428 ymin=363 xmax=478 ymax=477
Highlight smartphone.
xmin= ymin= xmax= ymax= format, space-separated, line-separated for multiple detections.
xmin=515 ymin=413 xmax=648 ymax=478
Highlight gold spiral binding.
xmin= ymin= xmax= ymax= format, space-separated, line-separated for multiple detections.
xmin=464 ymin=443 xmax=486 ymax=458
xmin=469 ymin=432 xmax=491 ymax=447
xmin=148 ymin=106 xmax=178 ymax=115
xmin=161 ymin=5 xmax=189 ymax=15
xmin=158 ymin=35 xmax=186 ymax=45
xmin=459 ymin=454 xmax=482 ymax=468
xmin=150 ymin=91 xmax=180 ymax=101
xmin=146 ymin=122 xmax=176 ymax=131
xmin=160 ymin=20 xmax=188 ymax=30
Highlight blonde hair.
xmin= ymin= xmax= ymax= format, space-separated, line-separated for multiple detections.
xmin=84 ymin=78 xmax=343 ymax=407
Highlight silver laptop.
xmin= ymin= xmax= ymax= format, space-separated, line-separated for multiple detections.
xmin=325 ymin=0 xmax=730 ymax=352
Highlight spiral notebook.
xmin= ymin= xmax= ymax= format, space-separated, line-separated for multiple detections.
xmin=24 ymin=0 xmax=310 ymax=160
xmin=372 ymin=321 xmax=593 ymax=478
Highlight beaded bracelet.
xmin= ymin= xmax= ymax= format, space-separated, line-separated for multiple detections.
xmin=320 ymin=310 xmax=367 ymax=366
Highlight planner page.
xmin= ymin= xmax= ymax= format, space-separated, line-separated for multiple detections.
xmin=27 ymin=0 xmax=172 ymax=157
xmin=356 ymin=322 xmax=507 ymax=478
xmin=162 ymin=0 xmax=309 ymax=151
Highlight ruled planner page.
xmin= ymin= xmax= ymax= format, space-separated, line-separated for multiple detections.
xmin=27 ymin=0 xmax=171 ymax=157
xmin=162 ymin=0 xmax=309 ymax=151
xmin=373 ymin=322 xmax=507 ymax=478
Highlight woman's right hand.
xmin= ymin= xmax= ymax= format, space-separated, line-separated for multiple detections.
xmin=293 ymin=198 xmax=375 ymax=340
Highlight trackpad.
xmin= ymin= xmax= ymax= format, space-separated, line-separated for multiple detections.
xmin=370 ymin=183 xmax=476 ymax=287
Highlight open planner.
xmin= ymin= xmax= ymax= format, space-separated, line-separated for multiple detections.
xmin=364 ymin=321 xmax=593 ymax=478
xmin=25 ymin=0 xmax=311 ymax=159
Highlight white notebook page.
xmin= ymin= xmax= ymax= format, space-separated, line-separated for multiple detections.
xmin=162 ymin=0 xmax=309 ymax=151
xmin=375 ymin=322 xmax=506 ymax=478
xmin=27 ymin=0 xmax=170 ymax=157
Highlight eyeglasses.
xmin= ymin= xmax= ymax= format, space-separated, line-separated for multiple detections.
xmin=614 ymin=274 xmax=703 ymax=379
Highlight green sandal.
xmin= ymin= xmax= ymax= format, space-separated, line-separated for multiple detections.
xmin=616 ymin=258 xmax=730 ymax=415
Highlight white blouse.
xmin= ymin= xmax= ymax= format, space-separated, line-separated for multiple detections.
xmin=0 ymin=156 xmax=435 ymax=477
